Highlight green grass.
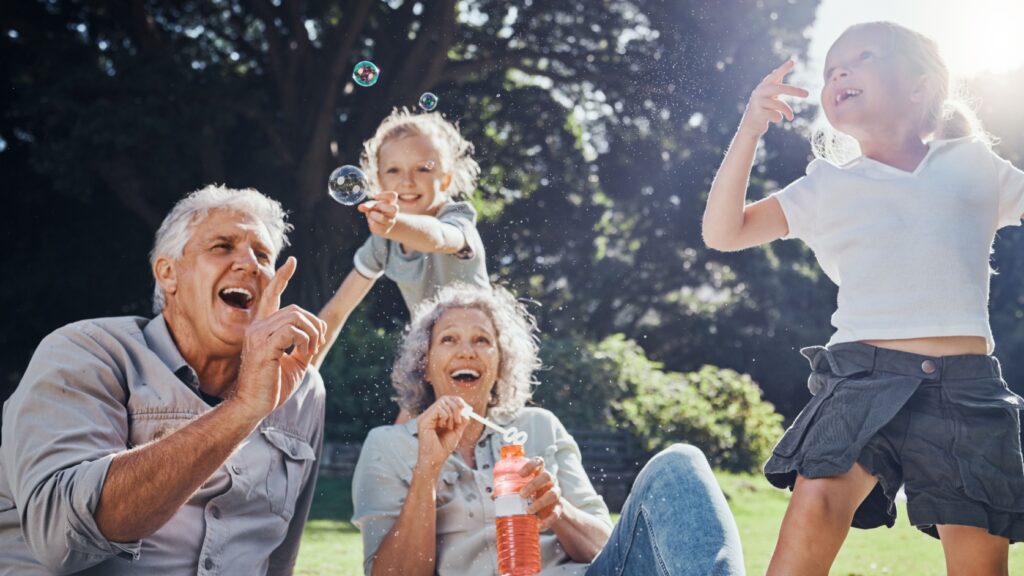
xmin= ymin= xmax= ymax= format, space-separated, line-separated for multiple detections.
xmin=299 ymin=473 xmax=1024 ymax=575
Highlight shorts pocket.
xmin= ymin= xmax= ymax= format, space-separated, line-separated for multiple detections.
xmin=772 ymin=373 xmax=844 ymax=458
xmin=944 ymin=380 xmax=1024 ymax=512
xmin=263 ymin=428 xmax=317 ymax=521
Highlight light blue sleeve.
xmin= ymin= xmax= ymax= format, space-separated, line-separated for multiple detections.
xmin=770 ymin=160 xmax=824 ymax=242
xmin=353 ymin=235 xmax=388 ymax=279
xmin=438 ymin=202 xmax=483 ymax=260
xmin=540 ymin=412 xmax=613 ymax=529
xmin=351 ymin=427 xmax=410 ymax=575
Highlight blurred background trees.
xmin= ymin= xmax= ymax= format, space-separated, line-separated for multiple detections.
xmin=2 ymin=0 xmax=1021 ymax=465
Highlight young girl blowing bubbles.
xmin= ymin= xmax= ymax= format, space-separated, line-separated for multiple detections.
xmin=702 ymin=21 xmax=1024 ymax=575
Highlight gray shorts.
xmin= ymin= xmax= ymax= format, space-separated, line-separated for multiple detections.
xmin=764 ymin=342 xmax=1024 ymax=541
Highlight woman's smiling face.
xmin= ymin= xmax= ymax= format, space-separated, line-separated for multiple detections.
xmin=424 ymin=307 xmax=501 ymax=413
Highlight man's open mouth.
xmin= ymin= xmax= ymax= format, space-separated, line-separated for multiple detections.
xmin=219 ymin=287 xmax=254 ymax=310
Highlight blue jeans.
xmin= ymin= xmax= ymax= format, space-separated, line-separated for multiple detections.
xmin=586 ymin=444 xmax=745 ymax=576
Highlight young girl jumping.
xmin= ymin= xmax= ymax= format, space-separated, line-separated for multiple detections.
xmin=703 ymin=21 xmax=1024 ymax=575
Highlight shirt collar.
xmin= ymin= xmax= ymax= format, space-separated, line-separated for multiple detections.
xmin=143 ymin=315 xmax=210 ymax=401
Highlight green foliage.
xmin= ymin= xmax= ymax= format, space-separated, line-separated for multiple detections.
xmin=531 ymin=333 xmax=647 ymax=428
xmin=533 ymin=333 xmax=784 ymax=474
xmin=318 ymin=311 xmax=400 ymax=441
xmin=618 ymin=365 xmax=784 ymax=473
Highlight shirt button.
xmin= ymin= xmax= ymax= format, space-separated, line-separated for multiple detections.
xmin=486 ymin=486 xmax=492 ymax=493
xmin=482 ymin=463 xmax=490 ymax=469
xmin=478 ymin=440 xmax=486 ymax=448
xmin=921 ymin=360 xmax=937 ymax=374
xmin=204 ymin=558 xmax=214 ymax=570
xmin=211 ymin=506 xmax=221 ymax=519
xmin=231 ymin=465 xmax=242 ymax=475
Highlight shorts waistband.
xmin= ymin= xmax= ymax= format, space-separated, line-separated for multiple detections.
xmin=800 ymin=342 xmax=1002 ymax=382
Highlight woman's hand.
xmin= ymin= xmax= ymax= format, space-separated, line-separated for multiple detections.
xmin=358 ymin=191 xmax=399 ymax=236
xmin=737 ymin=59 xmax=809 ymax=139
xmin=414 ymin=396 xmax=471 ymax=477
xmin=518 ymin=457 xmax=564 ymax=531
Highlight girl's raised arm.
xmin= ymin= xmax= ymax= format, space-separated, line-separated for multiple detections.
xmin=702 ymin=59 xmax=807 ymax=252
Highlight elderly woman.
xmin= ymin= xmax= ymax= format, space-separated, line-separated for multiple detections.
xmin=352 ymin=285 xmax=744 ymax=575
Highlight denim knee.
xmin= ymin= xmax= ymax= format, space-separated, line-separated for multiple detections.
xmin=634 ymin=444 xmax=712 ymax=493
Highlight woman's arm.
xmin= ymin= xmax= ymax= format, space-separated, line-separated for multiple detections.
xmin=311 ymin=269 xmax=375 ymax=370
xmin=369 ymin=397 xmax=471 ymax=576
xmin=518 ymin=456 xmax=611 ymax=563
xmin=702 ymin=59 xmax=806 ymax=252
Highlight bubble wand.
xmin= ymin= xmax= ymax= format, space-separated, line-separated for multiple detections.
xmin=460 ymin=405 xmax=528 ymax=445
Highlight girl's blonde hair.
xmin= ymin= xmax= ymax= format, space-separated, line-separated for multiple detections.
xmin=360 ymin=108 xmax=481 ymax=200
xmin=813 ymin=21 xmax=992 ymax=164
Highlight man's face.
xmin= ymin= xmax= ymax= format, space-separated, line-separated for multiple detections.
xmin=158 ymin=209 xmax=276 ymax=353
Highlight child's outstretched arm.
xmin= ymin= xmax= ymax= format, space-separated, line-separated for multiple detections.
xmin=703 ymin=59 xmax=808 ymax=252
xmin=312 ymin=269 xmax=376 ymax=370
xmin=359 ymin=191 xmax=466 ymax=255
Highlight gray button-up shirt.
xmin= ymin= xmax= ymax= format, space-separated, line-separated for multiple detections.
xmin=0 ymin=316 xmax=325 ymax=575
xmin=352 ymin=407 xmax=612 ymax=576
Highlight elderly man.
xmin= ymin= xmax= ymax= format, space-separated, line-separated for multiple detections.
xmin=0 ymin=185 xmax=327 ymax=575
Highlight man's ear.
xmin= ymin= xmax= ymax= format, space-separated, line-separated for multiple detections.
xmin=154 ymin=256 xmax=178 ymax=301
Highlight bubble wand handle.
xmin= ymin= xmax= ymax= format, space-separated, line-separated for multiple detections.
xmin=460 ymin=405 xmax=528 ymax=445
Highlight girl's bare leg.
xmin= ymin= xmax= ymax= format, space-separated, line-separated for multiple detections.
xmin=767 ymin=463 xmax=878 ymax=576
xmin=937 ymin=524 xmax=1008 ymax=576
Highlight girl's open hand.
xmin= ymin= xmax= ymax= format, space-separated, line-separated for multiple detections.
xmin=358 ymin=191 xmax=399 ymax=236
xmin=738 ymin=59 xmax=809 ymax=138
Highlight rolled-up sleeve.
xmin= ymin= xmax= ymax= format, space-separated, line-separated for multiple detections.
xmin=351 ymin=428 xmax=410 ymax=575
xmin=438 ymin=202 xmax=483 ymax=260
xmin=549 ymin=420 xmax=613 ymax=529
xmin=353 ymin=236 xmax=388 ymax=280
xmin=1 ymin=325 xmax=140 ymax=572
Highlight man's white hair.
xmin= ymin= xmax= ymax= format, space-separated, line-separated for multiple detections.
xmin=149 ymin=185 xmax=292 ymax=314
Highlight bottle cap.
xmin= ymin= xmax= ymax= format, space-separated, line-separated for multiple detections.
xmin=500 ymin=444 xmax=525 ymax=459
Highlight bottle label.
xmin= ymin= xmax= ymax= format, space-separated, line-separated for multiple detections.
xmin=494 ymin=494 xmax=529 ymax=517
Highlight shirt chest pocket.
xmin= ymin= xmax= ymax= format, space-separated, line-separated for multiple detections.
xmin=262 ymin=428 xmax=316 ymax=522
xmin=435 ymin=469 xmax=471 ymax=535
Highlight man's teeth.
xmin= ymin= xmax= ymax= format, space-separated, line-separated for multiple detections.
xmin=219 ymin=287 xmax=254 ymax=308
xmin=222 ymin=287 xmax=253 ymax=299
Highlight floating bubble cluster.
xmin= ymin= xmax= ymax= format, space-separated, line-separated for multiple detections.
xmin=418 ymin=92 xmax=438 ymax=112
xmin=327 ymin=165 xmax=370 ymax=205
xmin=352 ymin=61 xmax=380 ymax=87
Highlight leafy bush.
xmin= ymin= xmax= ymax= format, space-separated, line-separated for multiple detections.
xmin=617 ymin=364 xmax=784 ymax=473
xmin=535 ymin=334 xmax=783 ymax=473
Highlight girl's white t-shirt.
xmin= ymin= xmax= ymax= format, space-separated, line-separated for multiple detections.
xmin=772 ymin=136 xmax=1024 ymax=353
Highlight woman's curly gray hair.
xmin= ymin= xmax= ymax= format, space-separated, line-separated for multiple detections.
xmin=392 ymin=284 xmax=541 ymax=420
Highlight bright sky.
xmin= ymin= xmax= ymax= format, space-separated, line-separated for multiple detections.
xmin=807 ymin=0 xmax=1024 ymax=80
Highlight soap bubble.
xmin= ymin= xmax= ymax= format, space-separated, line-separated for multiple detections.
xmin=352 ymin=61 xmax=380 ymax=87
xmin=418 ymin=92 xmax=438 ymax=112
xmin=328 ymin=165 xmax=370 ymax=205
